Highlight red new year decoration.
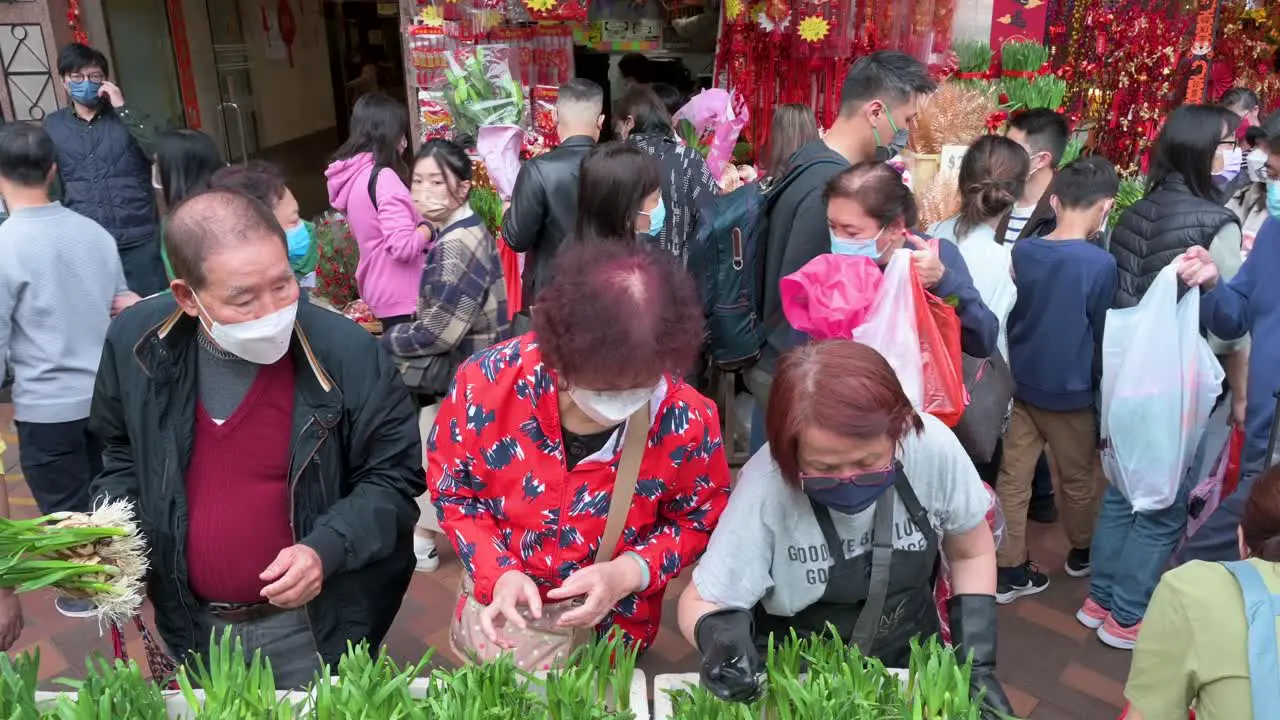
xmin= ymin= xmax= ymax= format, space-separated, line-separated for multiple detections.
xmin=989 ymin=0 xmax=1049 ymax=49
xmin=278 ymin=0 xmax=297 ymax=67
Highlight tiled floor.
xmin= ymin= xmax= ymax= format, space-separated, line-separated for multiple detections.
xmin=0 ymin=403 xmax=1133 ymax=718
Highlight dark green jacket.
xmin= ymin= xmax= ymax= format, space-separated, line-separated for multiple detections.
xmin=89 ymin=295 xmax=423 ymax=664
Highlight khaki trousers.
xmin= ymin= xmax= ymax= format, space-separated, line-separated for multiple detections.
xmin=416 ymin=403 xmax=442 ymax=533
xmin=996 ymin=400 xmax=1099 ymax=567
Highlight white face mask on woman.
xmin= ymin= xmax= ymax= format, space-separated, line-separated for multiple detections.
xmin=1247 ymin=148 xmax=1269 ymax=183
xmin=568 ymin=385 xmax=654 ymax=425
xmin=193 ymin=293 xmax=298 ymax=365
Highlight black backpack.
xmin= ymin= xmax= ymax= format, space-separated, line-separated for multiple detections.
xmin=690 ymin=158 xmax=845 ymax=371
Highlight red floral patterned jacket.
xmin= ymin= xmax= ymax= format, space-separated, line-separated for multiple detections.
xmin=427 ymin=335 xmax=732 ymax=649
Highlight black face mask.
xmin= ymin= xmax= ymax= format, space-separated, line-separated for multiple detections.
xmin=801 ymin=462 xmax=900 ymax=516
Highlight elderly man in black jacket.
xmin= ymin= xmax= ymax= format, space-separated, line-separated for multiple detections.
xmin=501 ymin=78 xmax=603 ymax=323
xmin=89 ymin=189 xmax=422 ymax=688
xmin=44 ymin=43 xmax=165 ymax=296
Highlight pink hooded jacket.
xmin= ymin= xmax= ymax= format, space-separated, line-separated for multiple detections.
xmin=325 ymin=152 xmax=427 ymax=319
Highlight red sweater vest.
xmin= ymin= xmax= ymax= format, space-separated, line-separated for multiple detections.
xmin=185 ymin=358 xmax=296 ymax=603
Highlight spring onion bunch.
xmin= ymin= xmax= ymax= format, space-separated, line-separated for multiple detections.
xmin=0 ymin=498 xmax=147 ymax=625
xmin=53 ymin=657 xmax=167 ymax=720
xmin=178 ymin=628 xmax=298 ymax=719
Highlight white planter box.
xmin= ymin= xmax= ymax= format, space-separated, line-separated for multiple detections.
xmin=34 ymin=689 xmax=306 ymax=718
xmin=651 ymin=669 xmax=908 ymax=720
xmin=36 ymin=672 xmax=647 ymax=719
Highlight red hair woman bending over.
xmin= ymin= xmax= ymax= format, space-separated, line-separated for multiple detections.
xmin=679 ymin=340 xmax=1010 ymax=716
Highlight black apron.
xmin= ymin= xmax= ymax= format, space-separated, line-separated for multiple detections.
xmin=752 ymin=473 xmax=941 ymax=669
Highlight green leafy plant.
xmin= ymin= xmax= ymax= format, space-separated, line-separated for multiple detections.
xmin=904 ymin=635 xmax=982 ymax=720
xmin=177 ymin=627 xmax=297 ymax=719
xmin=309 ymin=642 xmax=433 ymax=719
xmin=952 ymin=41 xmax=995 ymax=90
xmin=664 ymin=630 xmax=989 ymax=720
xmin=0 ymin=648 xmax=42 ymax=719
xmin=419 ymin=654 xmax=543 ymax=720
xmin=1110 ymin=176 xmax=1147 ymax=229
xmin=53 ymin=656 xmax=167 ymax=720
xmin=444 ymin=46 xmax=525 ymax=137
xmin=1058 ymin=135 xmax=1086 ymax=168
xmin=544 ymin=628 xmax=640 ymax=720
xmin=470 ymin=186 xmax=504 ymax=237
xmin=999 ymin=41 xmax=1050 ymax=75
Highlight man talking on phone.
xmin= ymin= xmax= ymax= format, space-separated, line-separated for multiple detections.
xmin=44 ymin=43 xmax=166 ymax=296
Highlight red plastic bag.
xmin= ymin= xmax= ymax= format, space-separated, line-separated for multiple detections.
xmin=851 ymin=249 xmax=967 ymax=426
xmin=911 ymin=263 xmax=966 ymax=427
xmin=780 ymin=254 xmax=884 ymax=341
xmin=1224 ymin=424 xmax=1245 ymax=497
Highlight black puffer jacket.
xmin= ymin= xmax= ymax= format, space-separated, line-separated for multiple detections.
xmin=44 ymin=105 xmax=157 ymax=250
xmin=1108 ymin=174 xmax=1238 ymax=308
xmin=501 ymin=135 xmax=595 ymax=309
xmin=89 ymin=296 xmax=424 ymax=666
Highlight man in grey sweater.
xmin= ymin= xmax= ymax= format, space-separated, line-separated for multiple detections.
xmin=0 ymin=124 xmax=137 ymax=613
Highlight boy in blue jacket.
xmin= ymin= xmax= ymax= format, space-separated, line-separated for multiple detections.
xmin=996 ymin=156 xmax=1119 ymax=604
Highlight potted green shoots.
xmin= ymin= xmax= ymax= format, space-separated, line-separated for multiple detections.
xmin=177 ymin=628 xmax=299 ymax=719
xmin=51 ymin=657 xmax=168 ymax=720
xmin=656 ymin=630 xmax=996 ymax=720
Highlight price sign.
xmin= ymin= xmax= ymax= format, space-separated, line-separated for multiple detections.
xmin=937 ymin=144 xmax=968 ymax=189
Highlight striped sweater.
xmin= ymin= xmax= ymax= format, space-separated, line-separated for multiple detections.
xmin=0 ymin=202 xmax=128 ymax=422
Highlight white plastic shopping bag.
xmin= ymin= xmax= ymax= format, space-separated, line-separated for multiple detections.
xmin=1101 ymin=263 xmax=1224 ymax=512
xmin=852 ymin=250 xmax=924 ymax=408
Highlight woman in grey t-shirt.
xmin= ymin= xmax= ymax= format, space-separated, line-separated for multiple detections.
xmin=677 ymin=340 xmax=1011 ymax=716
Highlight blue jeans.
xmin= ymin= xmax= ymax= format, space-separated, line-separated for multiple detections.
xmin=1088 ymin=430 xmax=1211 ymax=627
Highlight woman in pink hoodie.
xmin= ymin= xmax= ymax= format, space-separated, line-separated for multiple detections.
xmin=326 ymin=92 xmax=430 ymax=328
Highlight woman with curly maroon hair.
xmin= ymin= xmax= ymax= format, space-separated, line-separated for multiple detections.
xmin=427 ymin=241 xmax=732 ymax=660
xmin=679 ymin=340 xmax=1011 ymax=716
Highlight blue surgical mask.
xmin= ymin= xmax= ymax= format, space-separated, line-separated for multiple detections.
xmin=67 ymin=79 xmax=102 ymax=107
xmin=801 ymin=462 xmax=899 ymax=516
xmin=1268 ymin=180 xmax=1280 ymax=219
xmin=639 ymin=196 xmax=666 ymax=238
xmin=830 ymin=227 xmax=884 ymax=259
xmin=285 ymin=222 xmax=312 ymax=262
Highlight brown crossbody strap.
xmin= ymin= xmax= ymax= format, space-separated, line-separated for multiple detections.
xmin=593 ymin=402 xmax=650 ymax=563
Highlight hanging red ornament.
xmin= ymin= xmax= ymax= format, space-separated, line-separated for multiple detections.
xmin=66 ymin=0 xmax=89 ymax=45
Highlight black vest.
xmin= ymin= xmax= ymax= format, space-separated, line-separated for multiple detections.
xmin=1109 ymin=175 xmax=1237 ymax=308
xmin=44 ymin=106 xmax=157 ymax=249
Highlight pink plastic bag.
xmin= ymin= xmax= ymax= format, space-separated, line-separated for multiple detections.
xmin=779 ymin=254 xmax=884 ymax=341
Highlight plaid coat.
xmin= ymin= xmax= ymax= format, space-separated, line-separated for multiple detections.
xmin=629 ymin=132 xmax=719 ymax=265
xmin=384 ymin=206 xmax=508 ymax=360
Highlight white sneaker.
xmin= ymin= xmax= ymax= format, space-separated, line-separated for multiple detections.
xmin=414 ymin=534 xmax=440 ymax=573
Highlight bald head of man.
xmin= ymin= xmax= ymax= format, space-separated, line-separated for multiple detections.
xmin=166 ymin=188 xmax=299 ymax=331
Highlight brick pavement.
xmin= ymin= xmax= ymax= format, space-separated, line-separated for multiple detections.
xmin=0 ymin=403 xmax=1133 ymax=718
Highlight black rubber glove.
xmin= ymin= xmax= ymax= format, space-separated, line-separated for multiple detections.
xmin=947 ymin=594 xmax=1017 ymax=719
xmin=694 ymin=608 xmax=763 ymax=703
